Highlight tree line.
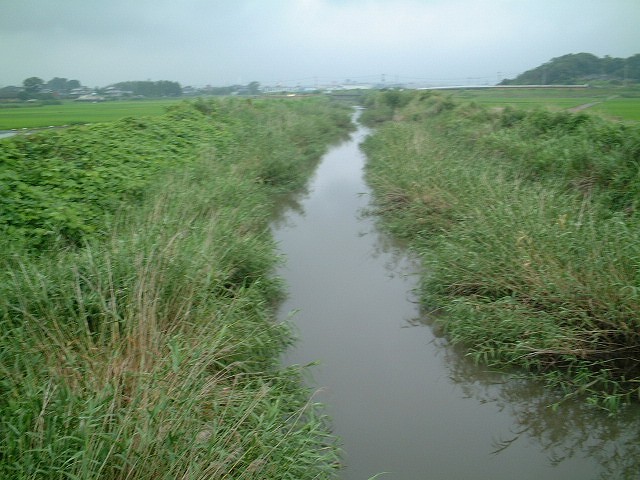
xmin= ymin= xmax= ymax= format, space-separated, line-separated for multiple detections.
xmin=0 ymin=78 xmax=265 ymax=101
xmin=0 ymin=77 xmax=183 ymax=100
xmin=501 ymin=52 xmax=640 ymax=85
xmin=108 ymin=80 xmax=182 ymax=97
xmin=0 ymin=77 xmax=82 ymax=100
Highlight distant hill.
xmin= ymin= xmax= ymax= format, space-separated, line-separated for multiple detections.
xmin=500 ymin=52 xmax=640 ymax=85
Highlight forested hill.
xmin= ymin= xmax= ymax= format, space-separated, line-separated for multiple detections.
xmin=500 ymin=52 xmax=640 ymax=85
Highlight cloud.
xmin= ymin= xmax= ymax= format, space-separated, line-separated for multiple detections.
xmin=1 ymin=0 xmax=638 ymax=87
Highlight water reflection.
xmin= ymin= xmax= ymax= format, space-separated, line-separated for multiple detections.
xmin=271 ymin=189 xmax=310 ymax=229
xmin=273 ymin=112 xmax=640 ymax=480
xmin=372 ymin=231 xmax=640 ymax=478
xmin=443 ymin=347 xmax=640 ymax=479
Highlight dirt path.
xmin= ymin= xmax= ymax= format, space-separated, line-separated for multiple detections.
xmin=568 ymin=101 xmax=600 ymax=112
xmin=568 ymin=95 xmax=619 ymax=113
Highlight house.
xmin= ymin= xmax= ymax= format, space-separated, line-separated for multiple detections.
xmin=75 ymin=94 xmax=105 ymax=102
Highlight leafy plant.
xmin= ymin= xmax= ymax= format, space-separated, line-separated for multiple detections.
xmin=0 ymin=97 xmax=353 ymax=478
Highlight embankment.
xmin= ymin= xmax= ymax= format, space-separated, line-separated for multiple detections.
xmin=361 ymin=90 xmax=640 ymax=410
xmin=0 ymin=97 xmax=353 ymax=478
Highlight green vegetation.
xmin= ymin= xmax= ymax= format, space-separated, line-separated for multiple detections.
xmin=448 ymin=87 xmax=601 ymax=109
xmin=444 ymin=86 xmax=640 ymax=121
xmin=1 ymin=77 xmax=182 ymax=102
xmin=591 ymin=94 xmax=640 ymax=121
xmin=361 ymin=90 xmax=640 ymax=411
xmin=0 ymin=99 xmax=186 ymax=130
xmin=108 ymin=80 xmax=182 ymax=97
xmin=500 ymin=52 xmax=640 ymax=85
xmin=0 ymin=97 xmax=354 ymax=478
xmin=11 ymin=76 xmax=82 ymax=101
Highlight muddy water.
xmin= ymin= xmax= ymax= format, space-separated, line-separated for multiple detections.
xmin=272 ymin=113 xmax=640 ymax=480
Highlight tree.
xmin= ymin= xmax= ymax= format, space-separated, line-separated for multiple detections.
xmin=500 ymin=53 xmax=640 ymax=85
xmin=247 ymin=81 xmax=261 ymax=95
xmin=625 ymin=54 xmax=640 ymax=83
xmin=23 ymin=77 xmax=44 ymax=94
xmin=45 ymin=77 xmax=81 ymax=93
xmin=110 ymin=80 xmax=182 ymax=97
xmin=156 ymin=80 xmax=181 ymax=96
xmin=46 ymin=77 xmax=68 ymax=91
xmin=0 ymin=86 xmax=21 ymax=99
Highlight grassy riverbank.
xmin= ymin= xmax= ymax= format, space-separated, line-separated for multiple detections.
xmin=361 ymin=90 xmax=640 ymax=410
xmin=0 ymin=97 xmax=353 ymax=478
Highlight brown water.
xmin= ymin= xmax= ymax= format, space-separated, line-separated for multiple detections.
xmin=272 ymin=113 xmax=640 ymax=480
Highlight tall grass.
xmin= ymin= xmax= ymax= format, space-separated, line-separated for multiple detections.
xmin=0 ymin=98 xmax=352 ymax=478
xmin=362 ymin=91 xmax=640 ymax=410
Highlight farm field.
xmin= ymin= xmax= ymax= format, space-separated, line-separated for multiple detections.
xmin=590 ymin=96 xmax=640 ymax=121
xmin=447 ymin=87 xmax=640 ymax=121
xmin=0 ymin=98 xmax=185 ymax=129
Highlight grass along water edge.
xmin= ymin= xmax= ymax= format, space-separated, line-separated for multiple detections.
xmin=0 ymin=97 xmax=353 ymax=478
xmin=361 ymin=90 xmax=640 ymax=411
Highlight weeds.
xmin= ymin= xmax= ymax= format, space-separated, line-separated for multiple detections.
xmin=0 ymin=98 xmax=352 ymax=478
xmin=362 ymin=90 xmax=640 ymax=410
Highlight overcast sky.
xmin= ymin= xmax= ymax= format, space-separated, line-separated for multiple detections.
xmin=1 ymin=0 xmax=638 ymax=88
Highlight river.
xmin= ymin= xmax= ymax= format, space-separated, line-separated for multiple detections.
xmin=271 ymin=111 xmax=640 ymax=480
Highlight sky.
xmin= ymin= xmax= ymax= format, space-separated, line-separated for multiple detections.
xmin=1 ymin=0 xmax=639 ymax=88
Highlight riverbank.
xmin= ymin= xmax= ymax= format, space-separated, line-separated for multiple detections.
xmin=361 ymin=90 xmax=640 ymax=410
xmin=0 ymin=98 xmax=353 ymax=478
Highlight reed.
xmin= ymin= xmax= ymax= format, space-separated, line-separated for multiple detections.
xmin=362 ymin=90 xmax=640 ymax=410
xmin=0 ymin=97 xmax=352 ymax=478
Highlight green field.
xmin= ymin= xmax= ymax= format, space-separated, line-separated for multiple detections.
xmin=590 ymin=96 xmax=640 ymax=120
xmin=2 ymin=89 xmax=639 ymax=130
xmin=447 ymin=87 xmax=640 ymax=121
xmin=0 ymin=98 xmax=185 ymax=129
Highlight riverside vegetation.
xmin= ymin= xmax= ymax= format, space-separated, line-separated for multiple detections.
xmin=361 ymin=90 xmax=640 ymax=411
xmin=0 ymin=97 xmax=354 ymax=478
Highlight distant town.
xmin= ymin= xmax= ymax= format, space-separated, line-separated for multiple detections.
xmin=0 ymin=77 xmax=438 ymax=103
xmin=2 ymin=53 xmax=638 ymax=103
xmin=0 ymin=77 xmax=595 ymax=104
